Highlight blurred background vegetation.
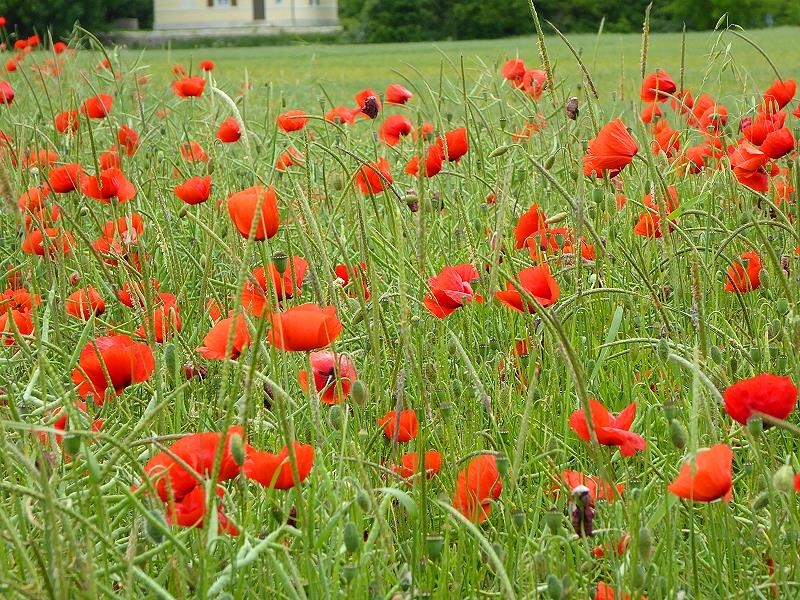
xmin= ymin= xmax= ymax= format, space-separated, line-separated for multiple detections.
xmin=0 ymin=0 xmax=798 ymax=43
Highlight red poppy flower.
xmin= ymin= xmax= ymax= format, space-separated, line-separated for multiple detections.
xmin=335 ymin=263 xmax=370 ymax=300
xmin=514 ymin=203 xmax=548 ymax=249
xmin=522 ymin=69 xmax=547 ymax=99
xmin=501 ymin=58 xmax=527 ymax=85
xmin=743 ymin=110 xmax=785 ymax=146
xmin=723 ymin=373 xmax=797 ymax=425
xmin=80 ymin=167 xmax=136 ymax=203
xmin=298 ymin=350 xmax=357 ymax=404
xmin=0 ymin=309 xmax=34 ymax=345
xmin=65 ymin=287 xmax=106 ymax=320
xmin=99 ymin=147 xmax=121 ymax=170
xmin=640 ymin=103 xmax=662 ymax=124
xmin=226 ymin=185 xmax=280 ymax=240
xmin=172 ymin=76 xmax=206 ymax=98
xmin=592 ymin=534 xmax=631 ymax=559
xmin=377 ymin=409 xmax=418 ymax=442
xmin=199 ymin=59 xmax=215 ymax=71
xmin=724 ymin=250 xmax=761 ymax=293
xmin=4 ymin=59 xmax=16 ymax=73
xmin=633 ymin=185 xmax=679 ymax=238
xmin=436 ymin=127 xmax=468 ymax=162
xmin=453 ymin=454 xmax=502 ymax=523
xmin=762 ymin=78 xmax=796 ymax=113
xmin=117 ymin=125 xmax=139 ymax=155
xmin=118 ymin=280 xmax=160 ymax=309
xmin=728 ymin=141 xmax=770 ymax=192
xmin=325 ymin=105 xmax=358 ymax=125
xmin=640 ymin=70 xmax=676 ymax=102
xmin=355 ymin=158 xmax=393 ymax=194
xmin=393 ymin=450 xmax=441 ymax=480
xmin=267 ymin=303 xmax=342 ymax=352
xmin=277 ymin=109 xmax=309 ymax=132
xmin=22 ymin=228 xmax=74 ymax=256
xmin=134 ymin=293 xmax=182 ymax=343
xmin=595 ymin=581 xmax=638 ymax=600
xmin=166 ymin=485 xmax=237 ymax=534
xmin=180 ymin=140 xmax=209 ymax=162
xmin=354 ymin=88 xmax=382 ymax=118
xmin=174 ymin=176 xmax=212 ymax=205
xmin=569 ymin=399 xmax=646 ymax=457
xmin=143 ymin=427 xmax=244 ymax=502
xmin=0 ymin=79 xmax=15 ymax=104
xmin=276 ymin=147 xmax=303 ymax=170
xmin=71 ymin=334 xmax=155 ymax=403
xmin=54 ymin=109 xmax=79 ymax=133
xmin=93 ymin=213 xmax=144 ymax=261
xmin=423 ymin=264 xmax=482 ymax=318
xmin=583 ymin=119 xmax=638 ymax=176
xmin=48 ymin=163 xmax=84 ymax=193
xmin=80 ymin=94 xmax=112 ymax=118
xmin=243 ymin=442 xmax=314 ymax=489
xmin=668 ymin=444 xmax=733 ymax=502
xmin=405 ymin=144 xmax=444 ymax=178
xmin=760 ymin=128 xmax=795 ymax=160
xmin=557 ymin=471 xmax=624 ymax=503
xmin=37 ymin=401 xmax=103 ymax=449
xmin=385 ymin=83 xmax=413 ymax=105
xmin=17 ymin=186 xmax=50 ymax=212
xmin=379 ymin=114 xmax=413 ymax=146
xmin=651 ymin=119 xmax=680 ymax=157
xmin=22 ymin=149 xmax=60 ymax=169
xmin=495 ymin=265 xmax=560 ymax=312
xmin=197 ymin=313 xmax=250 ymax=360
xmin=216 ymin=117 xmax=241 ymax=143
xmin=241 ymin=256 xmax=308 ymax=316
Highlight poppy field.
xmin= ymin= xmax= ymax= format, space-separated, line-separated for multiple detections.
xmin=2 ymin=18 xmax=800 ymax=600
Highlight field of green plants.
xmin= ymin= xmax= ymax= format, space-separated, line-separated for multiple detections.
xmin=1 ymin=17 xmax=800 ymax=600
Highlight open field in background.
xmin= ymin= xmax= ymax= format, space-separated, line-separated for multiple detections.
xmin=127 ymin=27 xmax=800 ymax=105
xmin=1 ymin=20 xmax=800 ymax=600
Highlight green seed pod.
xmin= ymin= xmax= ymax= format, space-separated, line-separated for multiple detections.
xmin=544 ymin=510 xmax=562 ymax=534
xmin=144 ymin=509 xmax=166 ymax=544
xmin=758 ymin=268 xmax=769 ymax=290
xmin=343 ymin=522 xmax=361 ymax=554
xmin=426 ymin=534 xmax=444 ymax=560
xmin=546 ymin=574 xmax=563 ymax=599
xmin=752 ymin=491 xmax=770 ymax=511
xmin=342 ymin=563 xmax=358 ymax=583
xmin=748 ymin=416 xmax=763 ymax=438
xmin=638 ymin=526 xmax=654 ymax=563
xmin=669 ymin=419 xmax=688 ymax=449
xmin=591 ymin=188 xmax=605 ymax=205
xmin=710 ymin=345 xmax=723 ymax=364
xmin=777 ymin=298 xmax=790 ymax=315
xmin=350 ymin=380 xmax=368 ymax=408
xmin=511 ymin=509 xmax=525 ymax=528
xmin=495 ymin=453 xmax=510 ymax=476
xmin=62 ymin=433 xmax=81 ymax=456
xmin=355 ymin=488 xmax=372 ymax=512
xmin=749 ymin=347 xmax=762 ymax=364
xmin=543 ymin=153 xmax=556 ymax=170
xmin=489 ymin=145 xmax=510 ymax=158
xmin=773 ymin=464 xmax=795 ymax=493
xmin=272 ymin=251 xmax=288 ymax=275
xmin=533 ymin=551 xmax=547 ymax=579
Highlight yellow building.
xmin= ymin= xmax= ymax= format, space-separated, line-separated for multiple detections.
xmin=153 ymin=0 xmax=338 ymax=30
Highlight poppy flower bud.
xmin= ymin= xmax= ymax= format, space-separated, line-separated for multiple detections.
xmin=343 ymin=521 xmax=361 ymax=554
xmin=230 ymin=432 xmax=246 ymax=466
xmin=327 ymin=404 xmax=344 ymax=429
xmin=710 ymin=345 xmax=723 ymax=364
xmin=272 ymin=251 xmax=288 ymax=275
xmin=426 ymin=534 xmax=444 ymax=560
xmin=758 ymin=268 xmax=769 ymax=289
xmin=776 ymin=298 xmax=789 ymax=315
xmin=669 ymin=419 xmax=687 ymax=449
xmin=355 ymin=488 xmax=372 ymax=512
xmin=752 ymin=491 xmax=770 ymax=511
xmin=773 ymin=464 xmax=795 ymax=493
xmin=360 ymin=96 xmax=379 ymax=119
xmin=144 ymin=509 xmax=167 ymax=543
xmin=489 ymin=145 xmax=510 ymax=158
xmin=546 ymin=574 xmax=564 ymax=599
xmin=184 ymin=362 xmax=208 ymax=380
xmin=70 ymin=272 xmax=80 ymax=286
xmin=543 ymin=153 xmax=556 ymax=170
xmin=495 ymin=453 xmax=510 ymax=476
xmin=638 ymin=526 xmax=654 ymax=563
xmin=657 ymin=337 xmax=670 ymax=361
xmin=350 ymin=379 xmax=368 ymax=407
xmin=749 ymin=348 xmax=761 ymax=363
xmin=62 ymin=433 xmax=81 ymax=455
xmin=511 ymin=509 xmax=525 ymax=528
xmin=747 ymin=416 xmax=763 ymax=438
xmin=164 ymin=343 xmax=176 ymax=373
xmin=263 ymin=382 xmax=275 ymax=410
